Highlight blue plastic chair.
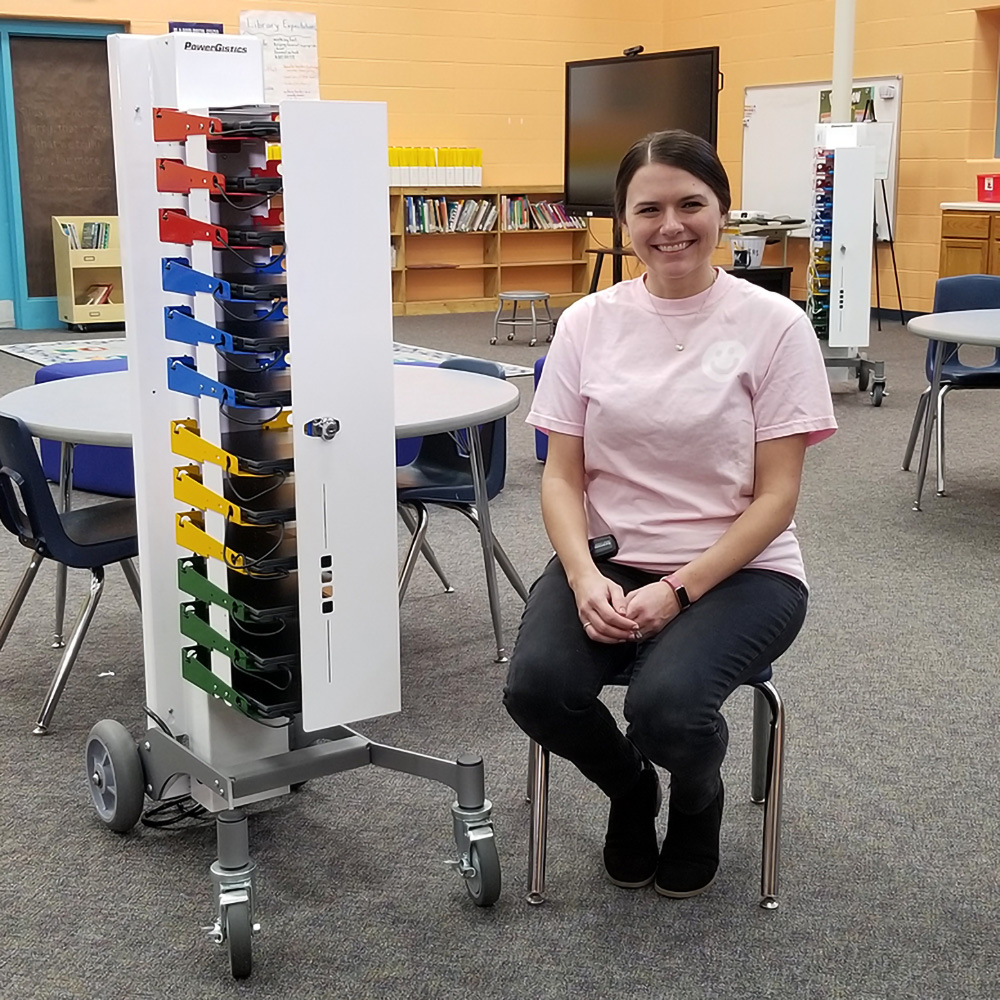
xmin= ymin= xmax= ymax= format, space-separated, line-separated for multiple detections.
xmin=396 ymin=357 xmax=528 ymax=660
xmin=0 ymin=413 xmax=141 ymax=734
xmin=526 ymin=663 xmax=786 ymax=909
xmin=36 ymin=359 xmax=135 ymax=497
xmin=902 ymin=274 xmax=1000 ymax=495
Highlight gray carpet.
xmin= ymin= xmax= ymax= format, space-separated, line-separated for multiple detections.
xmin=1 ymin=313 xmax=999 ymax=999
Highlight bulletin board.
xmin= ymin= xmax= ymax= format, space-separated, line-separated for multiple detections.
xmin=741 ymin=77 xmax=902 ymax=241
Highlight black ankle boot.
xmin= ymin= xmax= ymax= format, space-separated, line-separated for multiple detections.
xmin=603 ymin=761 xmax=661 ymax=888
xmin=654 ymin=778 xmax=724 ymax=898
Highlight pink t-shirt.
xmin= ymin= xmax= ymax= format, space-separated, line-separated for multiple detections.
xmin=527 ymin=270 xmax=837 ymax=583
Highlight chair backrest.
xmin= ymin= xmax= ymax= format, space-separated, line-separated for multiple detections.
xmin=0 ymin=413 xmax=65 ymax=556
xmin=403 ymin=356 xmax=508 ymax=500
xmin=926 ymin=274 xmax=1000 ymax=377
xmin=439 ymin=356 xmax=508 ymax=498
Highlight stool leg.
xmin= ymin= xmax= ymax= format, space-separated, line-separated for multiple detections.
xmin=507 ymin=300 xmax=519 ymax=342
xmin=752 ymin=680 xmax=784 ymax=909
xmin=751 ymin=687 xmax=770 ymax=803
xmin=529 ymin=299 xmax=538 ymax=347
xmin=491 ymin=298 xmax=503 ymax=345
xmin=527 ymin=740 xmax=550 ymax=905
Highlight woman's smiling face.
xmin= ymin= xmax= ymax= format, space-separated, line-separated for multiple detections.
xmin=624 ymin=161 xmax=725 ymax=299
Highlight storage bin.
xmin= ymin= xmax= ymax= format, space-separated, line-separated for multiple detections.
xmin=977 ymin=174 xmax=1000 ymax=202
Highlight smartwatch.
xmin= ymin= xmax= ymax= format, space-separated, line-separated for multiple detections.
xmin=662 ymin=574 xmax=692 ymax=612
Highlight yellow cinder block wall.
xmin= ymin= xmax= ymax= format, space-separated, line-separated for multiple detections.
xmin=7 ymin=0 xmax=1000 ymax=310
xmin=8 ymin=0 xmax=664 ymax=184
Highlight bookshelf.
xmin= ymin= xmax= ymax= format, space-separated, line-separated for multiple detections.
xmin=51 ymin=215 xmax=125 ymax=329
xmin=389 ymin=186 xmax=590 ymax=316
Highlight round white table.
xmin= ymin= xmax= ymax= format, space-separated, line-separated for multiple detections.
xmin=906 ymin=309 xmax=1000 ymax=510
xmin=0 ymin=365 xmax=524 ymax=660
xmin=0 ymin=365 xmax=520 ymax=444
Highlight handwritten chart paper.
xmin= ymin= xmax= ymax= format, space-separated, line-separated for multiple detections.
xmin=239 ymin=10 xmax=320 ymax=101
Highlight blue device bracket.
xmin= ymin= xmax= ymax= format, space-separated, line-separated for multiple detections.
xmin=162 ymin=257 xmax=230 ymax=298
xmin=165 ymin=306 xmax=225 ymax=348
xmin=167 ymin=358 xmax=236 ymax=406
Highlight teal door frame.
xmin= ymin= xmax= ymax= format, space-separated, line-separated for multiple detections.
xmin=0 ymin=19 xmax=125 ymax=330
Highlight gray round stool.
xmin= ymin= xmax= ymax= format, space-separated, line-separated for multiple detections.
xmin=491 ymin=290 xmax=555 ymax=347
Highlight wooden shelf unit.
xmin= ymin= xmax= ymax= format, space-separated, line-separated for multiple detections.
xmin=390 ymin=186 xmax=589 ymax=315
xmin=52 ymin=215 xmax=125 ymax=328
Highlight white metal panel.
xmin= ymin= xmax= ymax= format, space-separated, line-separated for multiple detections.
xmin=108 ymin=35 xmax=287 ymax=783
xmin=279 ymin=101 xmax=401 ymax=731
xmin=150 ymin=33 xmax=265 ymax=111
xmin=828 ymin=145 xmax=875 ymax=349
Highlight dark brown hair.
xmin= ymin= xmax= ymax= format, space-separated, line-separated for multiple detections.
xmin=613 ymin=129 xmax=731 ymax=223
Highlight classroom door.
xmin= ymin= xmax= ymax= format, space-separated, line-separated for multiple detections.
xmin=0 ymin=21 xmax=123 ymax=330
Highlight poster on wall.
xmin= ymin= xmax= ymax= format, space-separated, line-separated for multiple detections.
xmin=239 ymin=10 xmax=320 ymax=101
xmin=818 ymin=86 xmax=874 ymax=123
xmin=168 ymin=22 xmax=224 ymax=33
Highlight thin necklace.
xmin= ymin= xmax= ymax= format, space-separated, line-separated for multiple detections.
xmin=643 ymin=268 xmax=718 ymax=352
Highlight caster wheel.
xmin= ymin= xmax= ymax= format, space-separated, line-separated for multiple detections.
xmin=85 ymin=720 xmax=145 ymax=833
xmin=529 ymin=338 xmax=537 ymax=347
xmin=225 ymin=900 xmax=253 ymax=979
xmin=858 ymin=366 xmax=870 ymax=392
xmin=507 ymin=332 xmax=515 ymax=341
xmin=464 ymin=836 xmax=501 ymax=907
xmin=871 ymin=382 xmax=885 ymax=407
xmin=489 ymin=336 xmax=497 ymax=345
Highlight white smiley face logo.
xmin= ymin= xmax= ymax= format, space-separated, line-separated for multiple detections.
xmin=701 ymin=340 xmax=746 ymax=382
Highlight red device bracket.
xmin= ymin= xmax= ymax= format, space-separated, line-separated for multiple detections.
xmin=153 ymin=108 xmax=222 ymax=142
xmin=156 ymin=159 xmax=226 ymax=195
xmin=159 ymin=209 xmax=227 ymax=248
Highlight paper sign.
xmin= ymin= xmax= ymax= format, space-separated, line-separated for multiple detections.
xmin=239 ymin=10 xmax=320 ymax=101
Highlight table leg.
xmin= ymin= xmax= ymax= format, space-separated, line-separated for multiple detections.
xmin=53 ymin=441 xmax=75 ymax=647
xmin=913 ymin=341 xmax=944 ymax=512
xmin=467 ymin=424 xmax=508 ymax=663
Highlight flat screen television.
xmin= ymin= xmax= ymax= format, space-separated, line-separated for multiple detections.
xmin=564 ymin=47 xmax=720 ymax=218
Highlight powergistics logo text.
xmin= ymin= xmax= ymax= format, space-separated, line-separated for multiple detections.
xmin=183 ymin=41 xmax=249 ymax=53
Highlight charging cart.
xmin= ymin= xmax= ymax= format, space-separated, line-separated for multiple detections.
xmin=90 ymin=34 xmax=499 ymax=980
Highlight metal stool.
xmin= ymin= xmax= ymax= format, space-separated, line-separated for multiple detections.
xmin=492 ymin=291 xmax=555 ymax=347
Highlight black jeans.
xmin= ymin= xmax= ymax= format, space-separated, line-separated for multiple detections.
xmin=503 ymin=558 xmax=808 ymax=813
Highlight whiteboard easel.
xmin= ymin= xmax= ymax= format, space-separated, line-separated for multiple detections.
xmin=741 ymin=77 xmax=902 ymax=241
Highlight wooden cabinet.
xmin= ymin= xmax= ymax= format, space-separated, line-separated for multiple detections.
xmin=51 ymin=215 xmax=125 ymax=329
xmin=939 ymin=209 xmax=1000 ymax=278
xmin=390 ymin=186 xmax=589 ymax=315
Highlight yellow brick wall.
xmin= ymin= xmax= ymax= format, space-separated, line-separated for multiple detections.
xmin=4 ymin=0 xmax=663 ymax=186
xmin=6 ymin=0 xmax=1000 ymax=309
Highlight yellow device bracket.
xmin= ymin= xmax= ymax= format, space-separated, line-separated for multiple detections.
xmin=173 ymin=466 xmax=251 ymax=526
xmin=176 ymin=510 xmax=247 ymax=572
xmin=171 ymin=418 xmax=290 ymax=474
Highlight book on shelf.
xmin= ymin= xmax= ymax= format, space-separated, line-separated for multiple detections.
xmin=455 ymin=198 xmax=478 ymax=232
xmin=500 ymin=196 xmax=587 ymax=231
xmin=79 ymin=282 xmax=113 ymax=305
xmin=471 ymin=199 xmax=491 ymax=231
xmin=61 ymin=222 xmax=80 ymax=249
